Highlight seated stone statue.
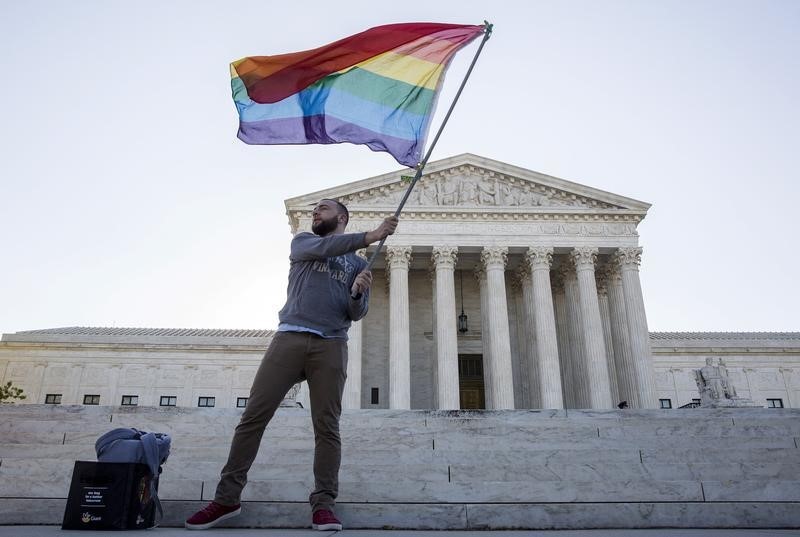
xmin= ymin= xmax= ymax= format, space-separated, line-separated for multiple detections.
xmin=694 ymin=358 xmax=759 ymax=408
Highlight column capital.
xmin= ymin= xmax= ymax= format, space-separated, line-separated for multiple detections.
xmin=431 ymin=246 xmax=458 ymax=269
xmin=595 ymin=262 xmax=612 ymax=295
xmin=526 ymin=246 xmax=554 ymax=271
xmin=385 ymin=246 xmax=412 ymax=269
xmin=481 ymin=246 xmax=508 ymax=269
xmin=570 ymin=247 xmax=598 ymax=271
xmin=615 ymin=247 xmax=643 ymax=269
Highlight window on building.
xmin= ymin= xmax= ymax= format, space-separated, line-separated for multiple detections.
xmin=121 ymin=395 xmax=138 ymax=406
xmin=371 ymin=387 xmax=379 ymax=405
xmin=659 ymin=398 xmax=672 ymax=409
xmin=45 ymin=394 xmax=62 ymax=404
xmin=159 ymin=396 xmax=177 ymax=407
xmin=767 ymin=398 xmax=784 ymax=408
xmin=236 ymin=397 xmax=248 ymax=408
xmin=83 ymin=394 xmax=100 ymax=405
xmin=198 ymin=397 xmax=215 ymax=408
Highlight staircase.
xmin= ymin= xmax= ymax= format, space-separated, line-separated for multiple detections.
xmin=1 ymin=404 xmax=799 ymax=529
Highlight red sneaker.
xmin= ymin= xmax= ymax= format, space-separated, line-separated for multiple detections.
xmin=312 ymin=509 xmax=342 ymax=531
xmin=185 ymin=501 xmax=241 ymax=530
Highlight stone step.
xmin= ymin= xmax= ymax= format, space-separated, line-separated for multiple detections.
xmin=449 ymin=461 xmax=800 ymax=482
xmin=640 ymin=446 xmax=800 ymax=464
xmin=598 ymin=423 xmax=800 ymax=438
xmin=5 ymin=441 xmax=799 ymax=467
xmin=9 ymin=457 xmax=800 ymax=486
xmin=4 ymin=424 xmax=795 ymax=453
xmin=3 ymin=498 xmax=800 ymax=530
xmin=229 ymin=478 xmax=704 ymax=503
xmin=0 ymin=468 xmax=717 ymax=504
xmin=0 ymin=474 xmax=203 ymax=501
xmin=3 ymin=405 xmax=800 ymax=529
xmin=5 ymin=412 xmax=799 ymax=444
xmin=2 ymin=404 xmax=795 ymax=425
xmin=0 ymin=458 xmax=449 ymax=484
xmin=7 ymin=464 xmax=798 ymax=503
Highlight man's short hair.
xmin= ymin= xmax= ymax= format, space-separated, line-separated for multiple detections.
xmin=321 ymin=198 xmax=349 ymax=226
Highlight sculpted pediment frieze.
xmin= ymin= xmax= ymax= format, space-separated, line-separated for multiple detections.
xmin=337 ymin=165 xmax=625 ymax=210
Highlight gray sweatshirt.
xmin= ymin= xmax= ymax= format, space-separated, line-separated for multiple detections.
xmin=277 ymin=231 xmax=370 ymax=339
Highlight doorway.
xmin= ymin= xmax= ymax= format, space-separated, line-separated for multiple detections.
xmin=458 ymin=354 xmax=486 ymax=409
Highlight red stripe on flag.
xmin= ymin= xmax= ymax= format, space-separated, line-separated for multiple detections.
xmin=234 ymin=22 xmax=483 ymax=104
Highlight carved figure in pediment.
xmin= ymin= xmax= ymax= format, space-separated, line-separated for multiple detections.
xmin=477 ymin=178 xmax=497 ymax=205
xmin=438 ymin=177 xmax=458 ymax=205
xmin=458 ymin=178 xmax=479 ymax=205
xmin=416 ymin=179 xmax=438 ymax=205
xmin=515 ymin=188 xmax=536 ymax=206
xmin=498 ymin=182 xmax=518 ymax=205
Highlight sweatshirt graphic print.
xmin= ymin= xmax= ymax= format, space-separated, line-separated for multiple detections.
xmin=278 ymin=231 xmax=369 ymax=339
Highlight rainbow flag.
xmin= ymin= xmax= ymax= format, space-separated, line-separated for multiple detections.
xmin=230 ymin=23 xmax=486 ymax=167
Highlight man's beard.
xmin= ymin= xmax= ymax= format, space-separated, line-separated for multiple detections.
xmin=312 ymin=216 xmax=338 ymax=236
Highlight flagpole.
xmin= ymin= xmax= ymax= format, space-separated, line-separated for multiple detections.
xmin=355 ymin=21 xmax=493 ymax=287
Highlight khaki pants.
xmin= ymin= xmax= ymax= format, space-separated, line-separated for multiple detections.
xmin=214 ymin=331 xmax=348 ymax=512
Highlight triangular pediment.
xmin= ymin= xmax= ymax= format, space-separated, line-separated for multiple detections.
xmin=286 ymin=154 xmax=650 ymax=212
xmin=285 ymin=154 xmax=651 ymax=233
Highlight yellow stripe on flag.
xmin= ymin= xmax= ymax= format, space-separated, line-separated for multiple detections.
xmin=354 ymin=50 xmax=444 ymax=90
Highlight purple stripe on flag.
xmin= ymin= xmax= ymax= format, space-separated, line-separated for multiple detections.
xmin=238 ymin=115 xmax=420 ymax=167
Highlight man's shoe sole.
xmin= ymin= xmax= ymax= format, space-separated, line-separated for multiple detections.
xmin=185 ymin=507 xmax=242 ymax=530
xmin=312 ymin=522 xmax=343 ymax=531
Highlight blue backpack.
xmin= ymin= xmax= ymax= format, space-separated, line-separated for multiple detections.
xmin=95 ymin=428 xmax=171 ymax=524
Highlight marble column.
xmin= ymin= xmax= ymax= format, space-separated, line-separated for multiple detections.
xmin=481 ymin=246 xmax=515 ymax=409
xmin=343 ymin=249 xmax=368 ymax=409
xmin=386 ymin=246 xmax=412 ymax=409
xmin=526 ymin=247 xmax=564 ymax=409
xmin=571 ymin=247 xmax=613 ymax=409
xmin=475 ymin=266 xmax=494 ymax=409
xmin=343 ymin=319 xmax=363 ymax=409
xmin=607 ymin=264 xmax=639 ymax=407
xmin=551 ymin=272 xmax=574 ymax=408
xmin=616 ymin=247 xmax=658 ymax=408
xmin=516 ymin=265 xmax=539 ymax=408
xmin=596 ymin=267 xmax=620 ymax=406
xmin=432 ymin=246 xmax=460 ymax=410
xmin=562 ymin=264 xmax=589 ymax=408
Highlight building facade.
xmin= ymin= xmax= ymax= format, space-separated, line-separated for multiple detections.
xmin=2 ymin=155 xmax=798 ymax=410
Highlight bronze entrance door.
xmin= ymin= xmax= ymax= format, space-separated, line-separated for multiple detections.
xmin=458 ymin=354 xmax=486 ymax=409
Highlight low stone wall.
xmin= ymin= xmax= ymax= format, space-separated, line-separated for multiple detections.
xmin=1 ymin=405 xmax=799 ymax=529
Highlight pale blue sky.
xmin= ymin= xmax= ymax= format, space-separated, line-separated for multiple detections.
xmin=1 ymin=1 xmax=798 ymax=334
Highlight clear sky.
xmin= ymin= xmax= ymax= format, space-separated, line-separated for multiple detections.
xmin=1 ymin=1 xmax=798 ymax=334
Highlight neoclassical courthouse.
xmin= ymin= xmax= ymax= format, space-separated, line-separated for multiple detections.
xmin=2 ymin=155 xmax=798 ymax=410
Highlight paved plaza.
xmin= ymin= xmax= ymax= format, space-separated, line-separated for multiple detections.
xmin=0 ymin=526 xmax=800 ymax=537
xmin=3 ymin=528 xmax=800 ymax=537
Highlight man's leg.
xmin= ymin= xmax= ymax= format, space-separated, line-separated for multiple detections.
xmin=305 ymin=336 xmax=348 ymax=512
xmin=214 ymin=332 xmax=307 ymax=505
